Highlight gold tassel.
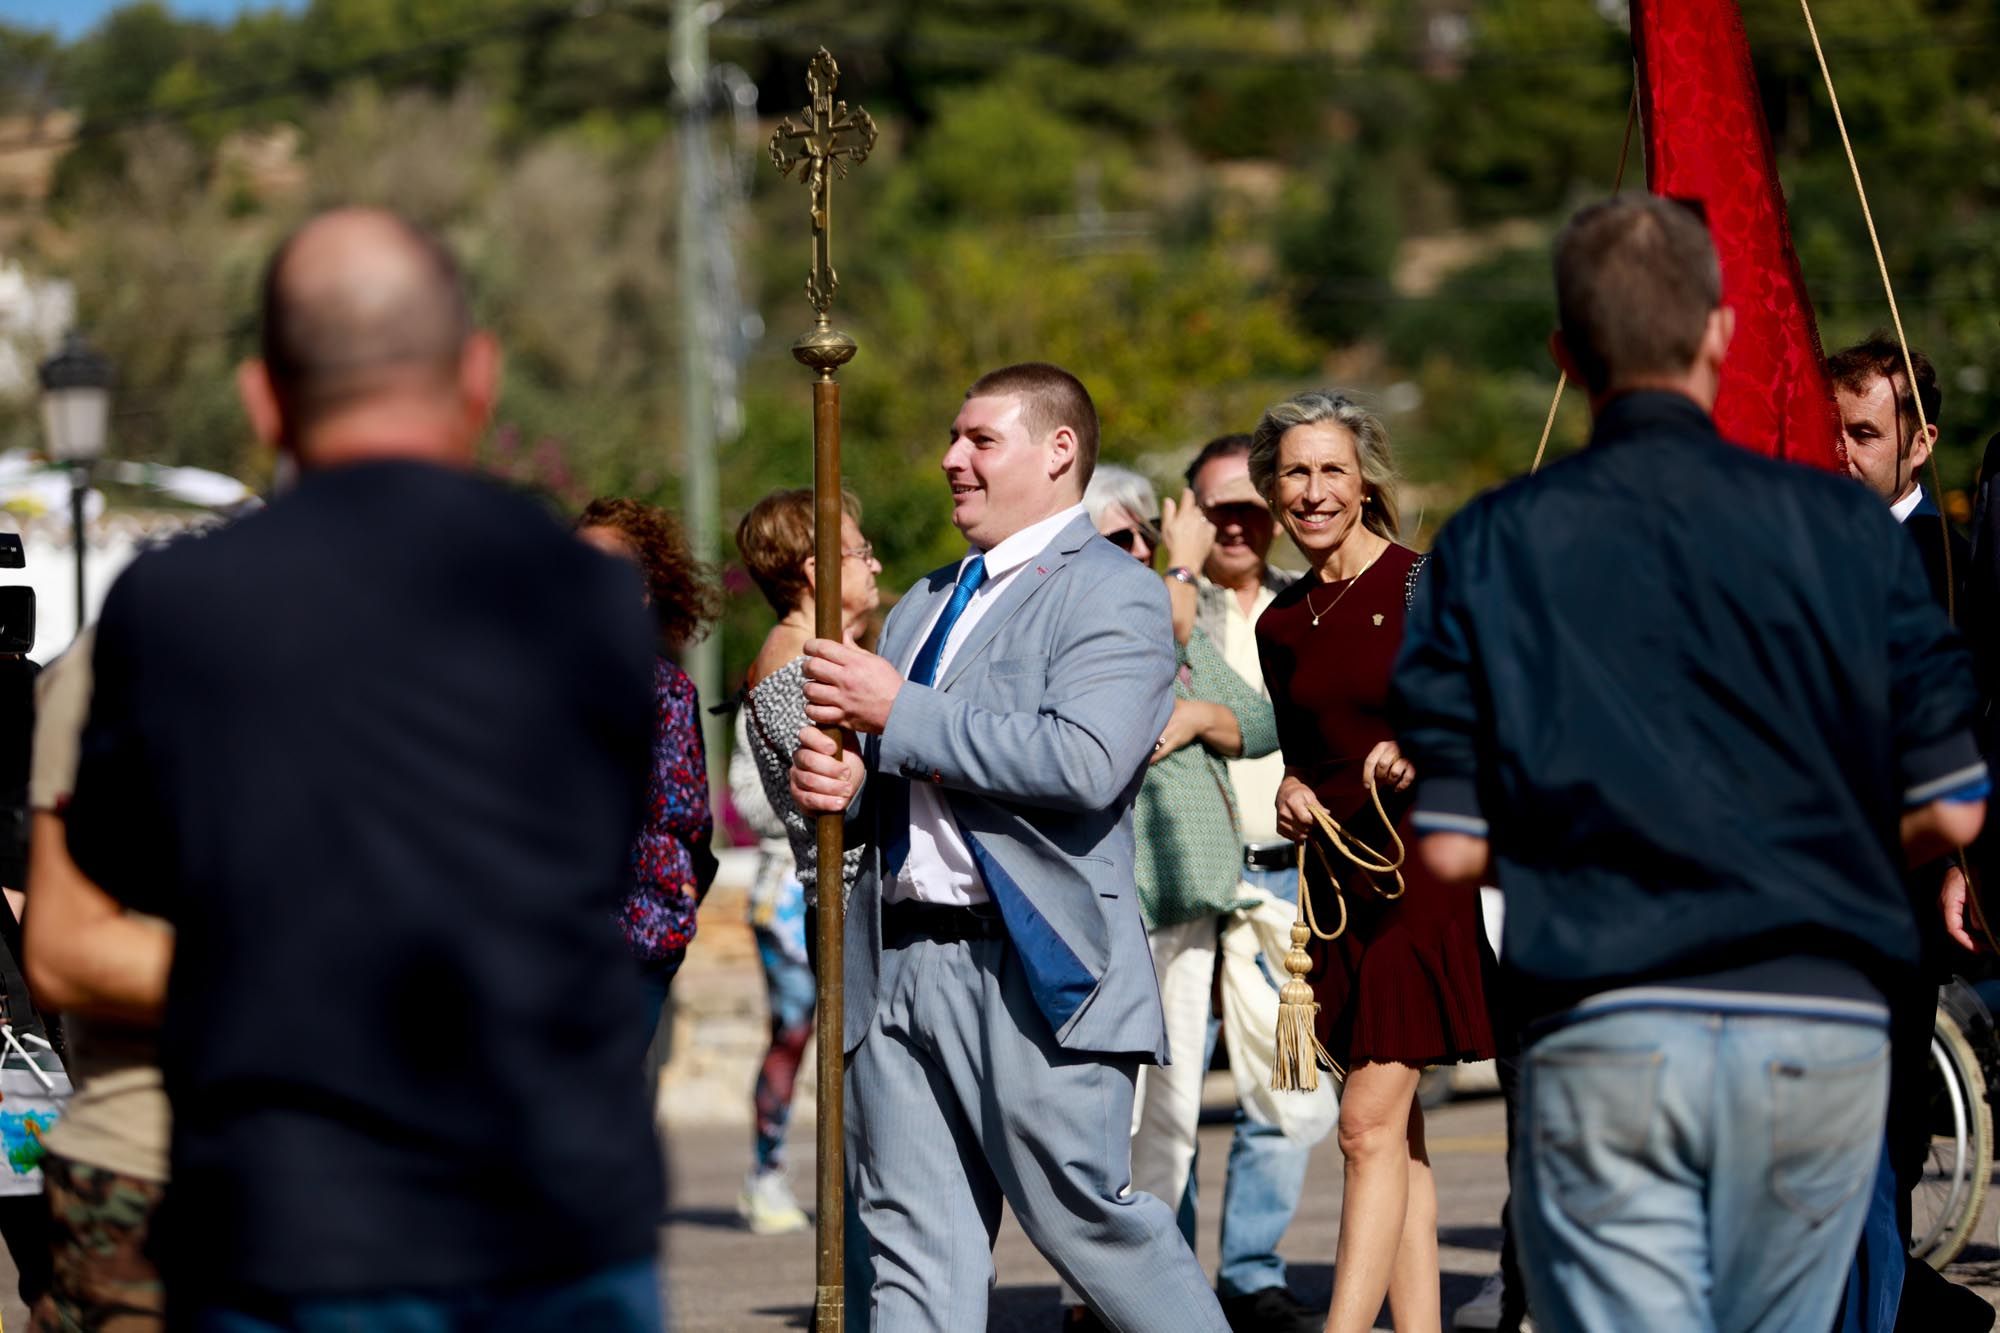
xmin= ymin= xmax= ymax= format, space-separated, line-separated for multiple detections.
xmin=1272 ymin=842 xmax=1341 ymax=1092
xmin=1273 ymin=918 xmax=1331 ymax=1091
xmin=1275 ymin=778 xmax=1407 ymax=1093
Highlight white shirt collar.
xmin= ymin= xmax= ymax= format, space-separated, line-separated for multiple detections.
xmin=1892 ymin=483 xmax=1925 ymax=525
xmin=964 ymin=503 xmax=1087 ymax=580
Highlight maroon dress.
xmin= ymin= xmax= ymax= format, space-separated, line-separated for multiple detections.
xmin=1256 ymin=542 xmax=1495 ymax=1070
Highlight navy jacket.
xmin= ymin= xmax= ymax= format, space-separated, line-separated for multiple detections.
xmin=1392 ymin=391 xmax=1985 ymax=1016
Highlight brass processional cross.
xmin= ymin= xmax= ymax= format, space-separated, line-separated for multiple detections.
xmin=769 ymin=47 xmax=874 ymax=1333
xmin=770 ymin=48 xmax=878 ymax=366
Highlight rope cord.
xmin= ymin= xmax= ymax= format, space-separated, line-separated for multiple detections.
xmin=1292 ymin=771 xmax=1408 ymax=944
xmin=1798 ymin=0 xmax=1954 ymax=625
xmin=1530 ymin=81 xmax=1641 ymax=475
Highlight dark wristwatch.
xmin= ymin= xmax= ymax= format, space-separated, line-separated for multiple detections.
xmin=1166 ymin=566 xmax=1197 ymax=586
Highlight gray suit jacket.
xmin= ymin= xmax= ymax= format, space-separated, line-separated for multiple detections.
xmin=845 ymin=512 xmax=1177 ymax=1061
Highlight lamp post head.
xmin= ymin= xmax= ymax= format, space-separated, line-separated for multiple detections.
xmin=38 ymin=330 xmax=114 ymax=464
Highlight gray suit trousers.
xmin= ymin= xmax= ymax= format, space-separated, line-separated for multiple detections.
xmin=847 ymin=934 xmax=1228 ymax=1333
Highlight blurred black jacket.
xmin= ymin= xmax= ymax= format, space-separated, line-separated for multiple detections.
xmin=66 ymin=461 xmax=663 ymax=1307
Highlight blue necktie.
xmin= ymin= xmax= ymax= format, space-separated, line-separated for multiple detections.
xmin=887 ymin=556 xmax=986 ymax=877
xmin=907 ymin=556 xmax=987 ymax=688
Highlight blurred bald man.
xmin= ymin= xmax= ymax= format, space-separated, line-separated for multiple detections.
xmin=64 ymin=209 xmax=667 ymax=1330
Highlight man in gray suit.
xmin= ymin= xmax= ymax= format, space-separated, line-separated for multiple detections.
xmin=793 ymin=362 xmax=1231 ymax=1332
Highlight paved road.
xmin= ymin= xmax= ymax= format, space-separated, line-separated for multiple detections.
xmin=666 ymin=1093 xmax=1503 ymax=1332
xmin=662 ymin=1091 xmax=2000 ymax=1332
xmin=0 ymin=1090 xmax=1990 ymax=1329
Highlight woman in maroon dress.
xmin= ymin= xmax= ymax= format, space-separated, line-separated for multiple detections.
xmin=1252 ymin=390 xmax=1494 ymax=1333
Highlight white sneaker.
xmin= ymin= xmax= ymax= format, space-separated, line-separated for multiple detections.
xmin=737 ymin=1169 xmax=810 ymax=1235
xmin=1452 ymin=1272 xmax=1508 ymax=1330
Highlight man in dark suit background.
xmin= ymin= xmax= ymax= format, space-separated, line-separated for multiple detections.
xmin=1829 ymin=335 xmax=1995 ymax=1331
xmin=1831 ymin=337 xmax=1967 ymax=612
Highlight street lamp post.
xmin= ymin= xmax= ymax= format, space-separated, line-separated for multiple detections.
xmin=37 ymin=332 xmax=114 ymax=639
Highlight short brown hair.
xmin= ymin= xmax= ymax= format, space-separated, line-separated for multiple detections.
xmin=735 ymin=487 xmax=862 ymax=617
xmin=1827 ymin=335 xmax=1941 ymax=448
xmin=1554 ymin=196 xmax=1722 ymax=396
xmin=576 ymin=496 xmax=722 ymax=652
xmin=1185 ymin=433 xmax=1251 ymax=489
xmin=964 ymin=362 xmax=1100 ymax=490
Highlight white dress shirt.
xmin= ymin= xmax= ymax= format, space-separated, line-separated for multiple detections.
xmin=1214 ymin=579 xmax=1284 ymax=845
xmin=1892 ymin=483 xmax=1925 ymax=525
xmin=887 ymin=503 xmax=1088 ymax=905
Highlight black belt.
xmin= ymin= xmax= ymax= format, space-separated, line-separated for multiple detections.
xmin=1244 ymin=842 xmax=1295 ymax=871
xmin=883 ymin=900 xmax=1006 ymax=947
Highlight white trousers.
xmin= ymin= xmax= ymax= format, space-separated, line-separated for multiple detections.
xmin=1057 ymin=886 xmax=1338 ymax=1308
xmin=1129 ymin=915 xmax=1223 ymax=1212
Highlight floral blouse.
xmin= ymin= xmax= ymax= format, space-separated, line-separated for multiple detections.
xmin=622 ymin=656 xmax=715 ymax=973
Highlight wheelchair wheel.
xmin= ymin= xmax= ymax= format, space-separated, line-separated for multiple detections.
xmin=1910 ymin=1007 xmax=1992 ymax=1268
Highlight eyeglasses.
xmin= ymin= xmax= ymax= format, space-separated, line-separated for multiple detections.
xmin=843 ymin=542 xmax=875 ymax=563
xmin=1104 ymin=528 xmax=1151 ymax=552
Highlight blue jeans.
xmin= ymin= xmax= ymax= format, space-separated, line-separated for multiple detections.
xmin=1837 ymin=1142 xmax=1905 ymax=1333
xmin=1180 ymin=863 xmax=1313 ymax=1300
xmin=193 ymin=1259 xmax=665 ymax=1333
xmin=1514 ymin=1005 xmax=1888 ymax=1333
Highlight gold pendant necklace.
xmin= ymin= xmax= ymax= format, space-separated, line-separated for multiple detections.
xmin=1305 ymin=544 xmax=1387 ymax=628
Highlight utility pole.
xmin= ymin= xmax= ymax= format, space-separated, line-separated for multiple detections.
xmin=673 ymin=0 xmax=724 ymax=792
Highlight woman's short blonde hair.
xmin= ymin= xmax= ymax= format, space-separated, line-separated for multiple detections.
xmin=1248 ymin=390 xmax=1401 ymax=542
xmin=736 ymin=487 xmax=862 ymax=617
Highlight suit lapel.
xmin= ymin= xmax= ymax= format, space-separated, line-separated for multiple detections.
xmin=937 ymin=514 xmax=1096 ymax=691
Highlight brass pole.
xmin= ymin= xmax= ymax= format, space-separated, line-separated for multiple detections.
xmin=770 ymin=48 xmax=875 ymax=1333
xmin=810 ymin=377 xmax=846 ymax=1333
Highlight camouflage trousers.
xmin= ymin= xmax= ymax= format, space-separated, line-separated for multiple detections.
xmin=28 ymin=1156 xmax=165 ymax=1333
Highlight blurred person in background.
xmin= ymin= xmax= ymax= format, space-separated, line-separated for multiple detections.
xmin=1086 ymin=469 xmax=1159 ymax=566
xmin=21 ymin=625 xmax=169 ymax=1331
xmin=1827 ymin=340 xmax=1993 ymax=1331
xmin=1831 ymin=338 xmax=1965 ymax=611
xmin=735 ymin=486 xmax=880 ymax=1304
xmin=576 ymin=495 xmax=724 ymax=1097
xmin=64 ymin=207 xmax=667 ymax=1330
xmin=725 ymin=707 xmax=810 ymax=1236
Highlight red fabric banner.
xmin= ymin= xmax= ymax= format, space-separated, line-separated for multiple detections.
xmin=1631 ymin=0 xmax=1843 ymax=471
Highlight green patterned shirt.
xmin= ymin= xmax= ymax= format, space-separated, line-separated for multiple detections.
xmin=1133 ymin=628 xmax=1280 ymax=929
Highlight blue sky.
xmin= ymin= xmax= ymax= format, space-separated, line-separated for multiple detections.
xmin=2 ymin=1 xmax=305 ymax=40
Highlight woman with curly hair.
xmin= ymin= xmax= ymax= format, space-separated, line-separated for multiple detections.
xmin=577 ymin=497 xmax=724 ymax=1037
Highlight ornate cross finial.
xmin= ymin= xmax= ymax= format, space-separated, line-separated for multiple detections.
xmin=769 ymin=48 xmax=877 ymax=324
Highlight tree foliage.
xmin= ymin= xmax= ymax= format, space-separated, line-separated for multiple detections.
xmin=3 ymin=0 xmax=1999 ymax=686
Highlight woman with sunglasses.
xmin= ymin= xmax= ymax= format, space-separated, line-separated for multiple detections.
xmin=1092 ymin=472 xmax=1160 ymax=560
